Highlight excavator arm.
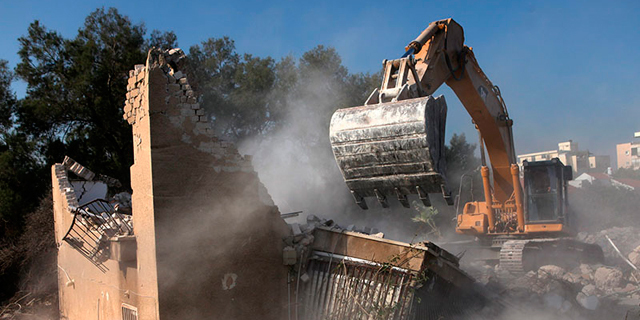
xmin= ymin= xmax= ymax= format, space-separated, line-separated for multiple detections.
xmin=330 ymin=18 xmax=525 ymax=232
xmin=410 ymin=19 xmax=518 ymax=203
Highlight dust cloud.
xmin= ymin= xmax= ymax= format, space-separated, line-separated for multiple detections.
xmin=237 ymin=81 xmax=444 ymax=243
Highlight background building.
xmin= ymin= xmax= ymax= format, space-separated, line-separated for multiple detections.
xmin=616 ymin=131 xmax=640 ymax=170
xmin=517 ymin=140 xmax=610 ymax=176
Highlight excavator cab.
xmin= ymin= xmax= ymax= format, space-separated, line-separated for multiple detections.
xmin=522 ymin=158 xmax=573 ymax=231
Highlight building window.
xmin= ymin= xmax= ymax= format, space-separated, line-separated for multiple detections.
xmin=122 ymin=304 xmax=138 ymax=320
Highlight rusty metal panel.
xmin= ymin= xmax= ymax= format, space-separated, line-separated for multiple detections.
xmin=300 ymin=257 xmax=415 ymax=320
xmin=302 ymin=228 xmax=489 ymax=319
xmin=311 ymin=227 xmax=428 ymax=272
xmin=311 ymin=227 xmax=474 ymax=287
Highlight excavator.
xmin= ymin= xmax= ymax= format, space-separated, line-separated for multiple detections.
xmin=329 ymin=18 xmax=603 ymax=272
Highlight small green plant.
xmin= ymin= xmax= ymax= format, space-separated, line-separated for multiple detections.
xmin=411 ymin=201 xmax=441 ymax=239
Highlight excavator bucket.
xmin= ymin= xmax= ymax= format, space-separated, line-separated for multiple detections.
xmin=330 ymin=95 xmax=450 ymax=209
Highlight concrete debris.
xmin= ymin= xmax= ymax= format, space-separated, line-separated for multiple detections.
xmin=594 ymin=266 xmax=624 ymax=292
xmin=576 ymin=292 xmax=600 ymax=310
xmin=538 ymin=265 xmax=566 ymax=281
xmin=579 ymin=226 xmax=640 ymax=264
xmin=466 ymin=225 xmax=640 ymax=318
xmin=290 ymin=223 xmax=302 ymax=236
xmin=629 ymin=246 xmax=640 ymax=266
xmin=282 ymin=246 xmax=296 ymax=265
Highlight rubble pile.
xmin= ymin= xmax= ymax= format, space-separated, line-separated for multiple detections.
xmin=467 ymin=228 xmax=640 ymax=319
xmin=578 ymin=227 xmax=640 ymax=263
xmin=283 ymin=214 xmax=385 ymax=265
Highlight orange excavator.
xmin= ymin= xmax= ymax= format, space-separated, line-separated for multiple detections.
xmin=329 ymin=18 xmax=603 ymax=272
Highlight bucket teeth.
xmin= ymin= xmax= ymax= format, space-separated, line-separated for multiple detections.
xmin=395 ymin=188 xmax=410 ymax=208
xmin=416 ymin=186 xmax=431 ymax=207
xmin=374 ymin=189 xmax=389 ymax=208
xmin=350 ymin=190 xmax=368 ymax=210
xmin=441 ymin=184 xmax=453 ymax=205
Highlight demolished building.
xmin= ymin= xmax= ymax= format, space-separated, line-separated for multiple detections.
xmin=51 ymin=48 xmax=487 ymax=320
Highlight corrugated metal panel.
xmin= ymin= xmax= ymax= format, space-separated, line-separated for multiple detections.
xmin=300 ymin=257 xmax=415 ymax=320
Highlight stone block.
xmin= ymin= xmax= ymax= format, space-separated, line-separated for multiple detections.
xmin=190 ymin=104 xmax=200 ymax=110
xmin=187 ymin=96 xmax=197 ymax=104
xmin=198 ymin=116 xmax=208 ymax=122
xmin=283 ymin=246 xmax=296 ymax=265
xmin=191 ymin=115 xmax=200 ymax=123
xmin=136 ymin=71 xmax=145 ymax=83
xmin=180 ymin=108 xmax=194 ymax=116
xmin=576 ymin=292 xmax=599 ymax=310
xmin=167 ymin=84 xmax=181 ymax=93
xmin=194 ymin=122 xmax=211 ymax=135
xmin=538 ymin=265 xmax=565 ymax=280
xmin=196 ymin=109 xmax=205 ymax=116
xmin=594 ymin=267 xmax=623 ymax=291
xmin=173 ymin=71 xmax=184 ymax=79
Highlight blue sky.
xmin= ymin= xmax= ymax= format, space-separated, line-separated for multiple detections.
xmin=1 ymin=0 xmax=639 ymax=163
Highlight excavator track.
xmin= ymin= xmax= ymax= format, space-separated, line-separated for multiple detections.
xmin=499 ymin=238 xmax=604 ymax=274
xmin=499 ymin=240 xmax=527 ymax=274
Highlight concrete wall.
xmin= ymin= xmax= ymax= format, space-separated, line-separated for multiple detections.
xmin=617 ymin=142 xmax=640 ymax=170
xmin=517 ymin=141 xmax=609 ymax=175
xmin=53 ymin=164 xmax=146 ymax=320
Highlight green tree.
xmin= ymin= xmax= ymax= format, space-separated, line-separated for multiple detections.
xmin=0 ymin=61 xmax=46 ymax=239
xmin=14 ymin=8 xmax=153 ymax=187
xmin=1 ymin=7 xmax=178 ymax=304
xmin=0 ymin=60 xmax=15 ymax=132
xmin=145 ymin=30 xmax=178 ymax=52
xmin=445 ymin=133 xmax=482 ymax=211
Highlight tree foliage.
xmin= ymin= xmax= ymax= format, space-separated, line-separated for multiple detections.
xmin=0 ymin=60 xmax=15 ymax=132
xmin=0 ymin=61 xmax=46 ymax=239
xmin=189 ymin=41 xmax=382 ymax=142
xmin=14 ymin=8 xmax=151 ymax=186
xmin=445 ymin=133 xmax=483 ymax=208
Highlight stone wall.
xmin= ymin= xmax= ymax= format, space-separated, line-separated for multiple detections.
xmin=127 ymin=48 xmax=290 ymax=319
